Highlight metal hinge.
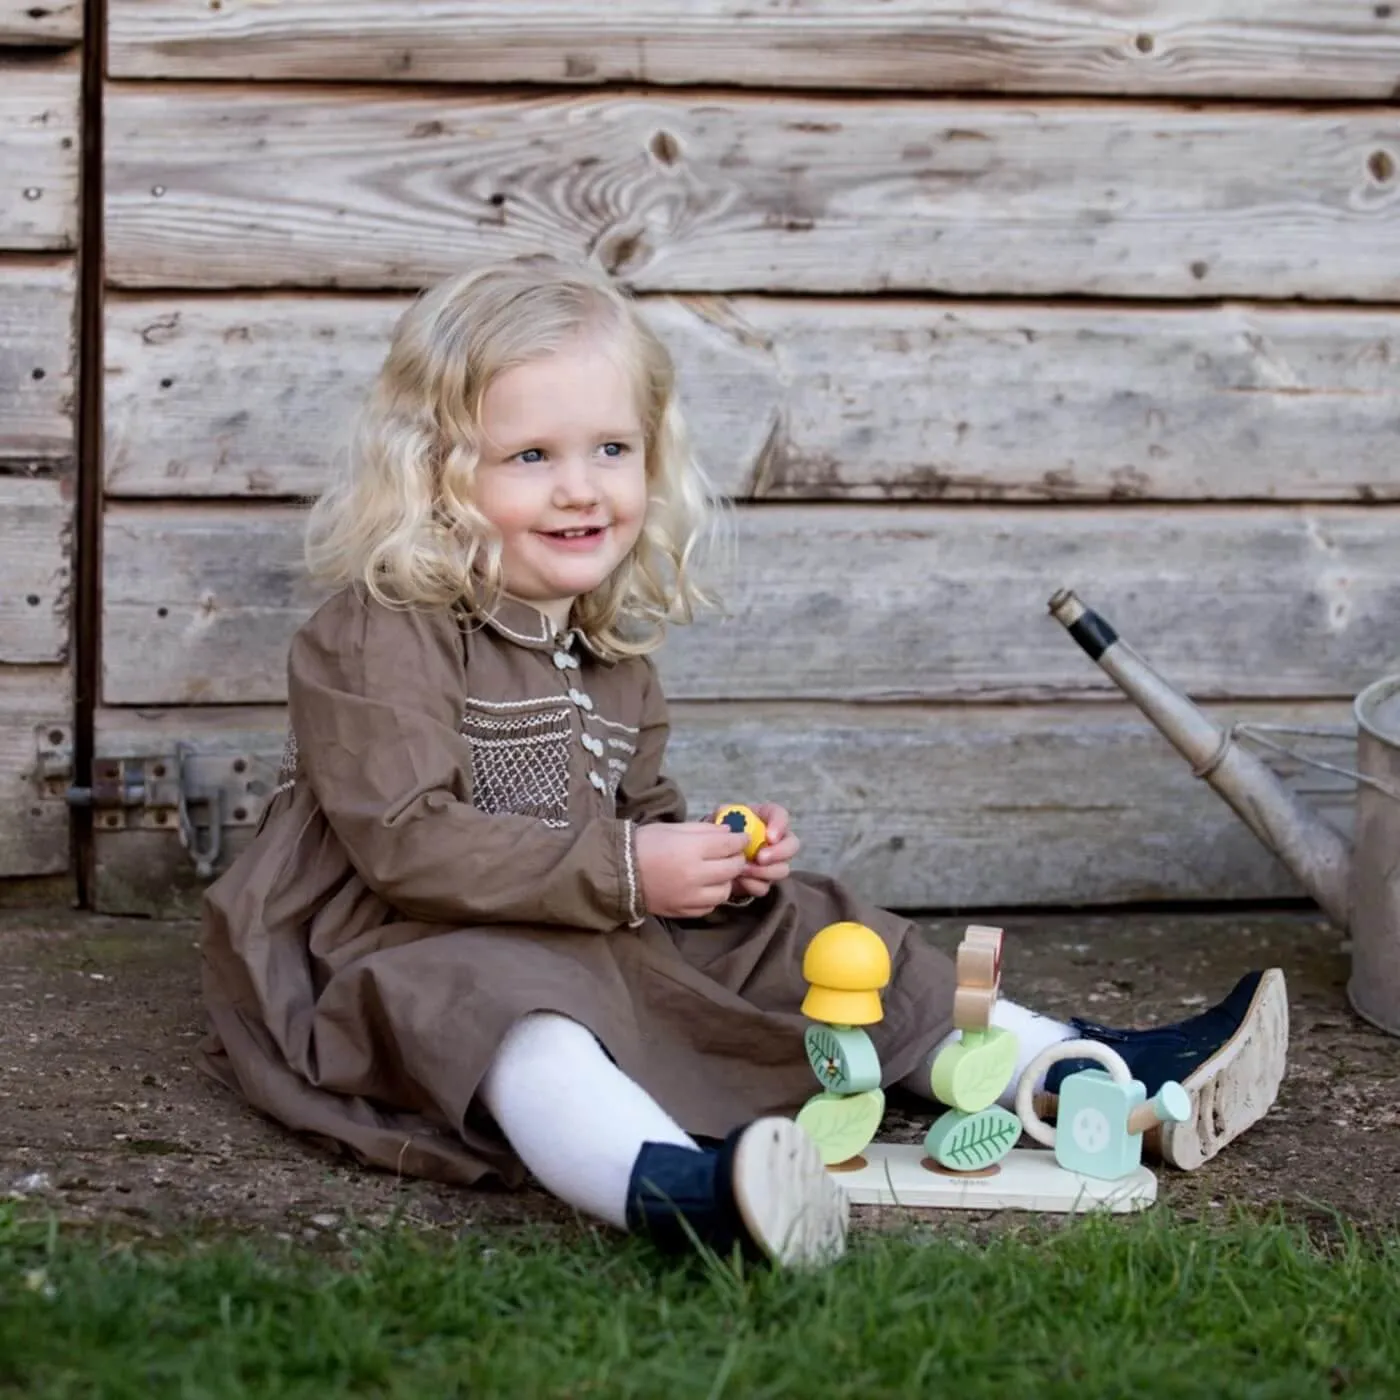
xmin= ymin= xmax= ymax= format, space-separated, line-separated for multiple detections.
xmin=40 ymin=732 xmax=272 ymax=880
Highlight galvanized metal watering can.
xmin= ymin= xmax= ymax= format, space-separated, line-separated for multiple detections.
xmin=1048 ymin=589 xmax=1400 ymax=1039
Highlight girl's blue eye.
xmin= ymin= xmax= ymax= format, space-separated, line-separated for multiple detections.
xmin=602 ymin=442 xmax=627 ymax=458
xmin=516 ymin=449 xmax=544 ymax=464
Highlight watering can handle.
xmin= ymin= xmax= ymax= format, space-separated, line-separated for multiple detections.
xmin=1014 ymin=1039 xmax=1133 ymax=1148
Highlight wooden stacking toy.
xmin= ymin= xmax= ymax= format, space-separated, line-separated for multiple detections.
xmin=923 ymin=925 xmax=1022 ymax=1175
xmin=791 ymin=924 xmax=1191 ymax=1213
xmin=794 ymin=921 xmax=890 ymax=1168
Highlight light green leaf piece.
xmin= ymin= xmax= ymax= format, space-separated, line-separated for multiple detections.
xmin=804 ymin=1023 xmax=882 ymax=1094
xmin=795 ymin=1088 xmax=885 ymax=1166
xmin=923 ymin=1105 xmax=1022 ymax=1172
xmin=928 ymin=1025 xmax=1019 ymax=1112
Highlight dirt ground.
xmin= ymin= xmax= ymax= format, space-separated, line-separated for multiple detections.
xmin=2 ymin=906 xmax=1398 ymax=1242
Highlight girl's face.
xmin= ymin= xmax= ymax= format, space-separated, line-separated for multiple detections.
xmin=474 ymin=333 xmax=649 ymax=630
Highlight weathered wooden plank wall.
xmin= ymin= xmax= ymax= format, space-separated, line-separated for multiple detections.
xmin=106 ymin=1 xmax=1400 ymax=97
xmin=94 ymin=2 xmax=1400 ymax=916
xmin=0 ymin=35 xmax=79 ymax=880
xmin=104 ymin=296 xmax=1400 ymax=502
xmin=104 ymin=92 xmax=1400 ymax=300
xmin=91 ymin=698 xmax=1356 ymax=917
xmin=101 ymin=503 xmax=1400 ymax=706
xmin=0 ymin=0 xmax=81 ymax=46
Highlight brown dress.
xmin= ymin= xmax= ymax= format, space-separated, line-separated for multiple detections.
xmin=200 ymin=586 xmax=957 ymax=1188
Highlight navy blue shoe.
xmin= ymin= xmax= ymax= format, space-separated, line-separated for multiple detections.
xmin=626 ymin=1117 xmax=847 ymax=1267
xmin=1043 ymin=969 xmax=1289 ymax=1170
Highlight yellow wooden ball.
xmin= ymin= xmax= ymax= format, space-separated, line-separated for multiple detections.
xmin=712 ymin=803 xmax=768 ymax=860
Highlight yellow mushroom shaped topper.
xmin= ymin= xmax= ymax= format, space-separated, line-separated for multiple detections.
xmin=800 ymin=921 xmax=892 ymax=1027
xmin=712 ymin=804 xmax=768 ymax=861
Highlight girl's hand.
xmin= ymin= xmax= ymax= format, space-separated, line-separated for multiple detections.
xmin=634 ymin=822 xmax=750 ymax=919
xmin=733 ymin=802 xmax=800 ymax=900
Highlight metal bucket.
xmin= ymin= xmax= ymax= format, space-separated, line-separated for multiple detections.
xmin=1348 ymin=675 xmax=1400 ymax=1037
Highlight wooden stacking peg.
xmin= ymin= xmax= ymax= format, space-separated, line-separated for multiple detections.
xmin=955 ymin=945 xmax=999 ymax=988
xmin=931 ymin=925 xmax=1017 ymax=1114
xmin=951 ymin=924 xmax=1005 ymax=1033
xmin=951 ymin=986 xmax=996 ymax=1034
xmin=962 ymin=924 xmax=1005 ymax=969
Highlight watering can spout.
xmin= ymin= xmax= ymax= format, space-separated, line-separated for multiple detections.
xmin=1047 ymin=589 xmax=1353 ymax=931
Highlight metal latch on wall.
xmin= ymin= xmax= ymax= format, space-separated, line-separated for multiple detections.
xmin=41 ymin=732 xmax=273 ymax=880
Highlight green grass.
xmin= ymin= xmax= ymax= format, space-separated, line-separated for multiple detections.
xmin=2 ymin=1203 xmax=1397 ymax=1399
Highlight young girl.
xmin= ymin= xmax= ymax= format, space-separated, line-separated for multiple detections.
xmin=200 ymin=255 xmax=1288 ymax=1267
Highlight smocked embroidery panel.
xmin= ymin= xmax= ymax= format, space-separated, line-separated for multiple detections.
xmin=460 ymin=698 xmax=573 ymax=828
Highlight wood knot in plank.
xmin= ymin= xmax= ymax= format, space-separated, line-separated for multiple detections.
xmin=649 ymin=130 xmax=681 ymax=167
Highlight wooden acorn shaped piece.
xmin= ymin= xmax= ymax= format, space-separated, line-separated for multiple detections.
xmin=800 ymin=922 xmax=891 ymax=1028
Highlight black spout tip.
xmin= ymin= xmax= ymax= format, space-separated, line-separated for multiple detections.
xmin=1048 ymin=589 xmax=1119 ymax=662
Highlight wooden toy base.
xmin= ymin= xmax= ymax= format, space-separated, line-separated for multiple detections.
xmin=833 ymin=1142 xmax=1158 ymax=1213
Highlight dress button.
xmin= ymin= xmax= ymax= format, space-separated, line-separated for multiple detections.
xmin=569 ymin=688 xmax=594 ymax=711
xmin=552 ymin=652 xmax=571 ymax=670
xmin=589 ymin=770 xmax=607 ymax=792
xmin=581 ymin=734 xmax=603 ymax=757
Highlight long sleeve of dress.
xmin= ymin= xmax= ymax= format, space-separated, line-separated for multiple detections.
xmin=614 ymin=658 xmax=688 ymax=828
xmin=288 ymin=593 xmax=638 ymax=930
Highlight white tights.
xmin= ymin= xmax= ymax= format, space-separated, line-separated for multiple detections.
xmin=478 ymin=1002 xmax=1074 ymax=1231
xmin=478 ymin=1011 xmax=696 ymax=1230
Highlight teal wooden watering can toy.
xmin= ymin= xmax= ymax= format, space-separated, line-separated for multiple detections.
xmin=1014 ymin=1041 xmax=1192 ymax=1181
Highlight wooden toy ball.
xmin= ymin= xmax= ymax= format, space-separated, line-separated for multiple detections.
xmin=712 ymin=804 xmax=768 ymax=860
xmin=1015 ymin=1040 xmax=1192 ymax=1182
xmin=800 ymin=922 xmax=891 ymax=1026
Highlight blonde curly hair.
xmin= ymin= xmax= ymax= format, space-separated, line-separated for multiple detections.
xmin=305 ymin=255 xmax=721 ymax=657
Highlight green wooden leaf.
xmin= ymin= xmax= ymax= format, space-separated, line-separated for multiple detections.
xmin=928 ymin=1026 xmax=1019 ymax=1112
xmin=795 ymin=1088 xmax=885 ymax=1166
xmin=923 ymin=1105 xmax=1022 ymax=1171
xmin=804 ymin=1024 xmax=881 ymax=1094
